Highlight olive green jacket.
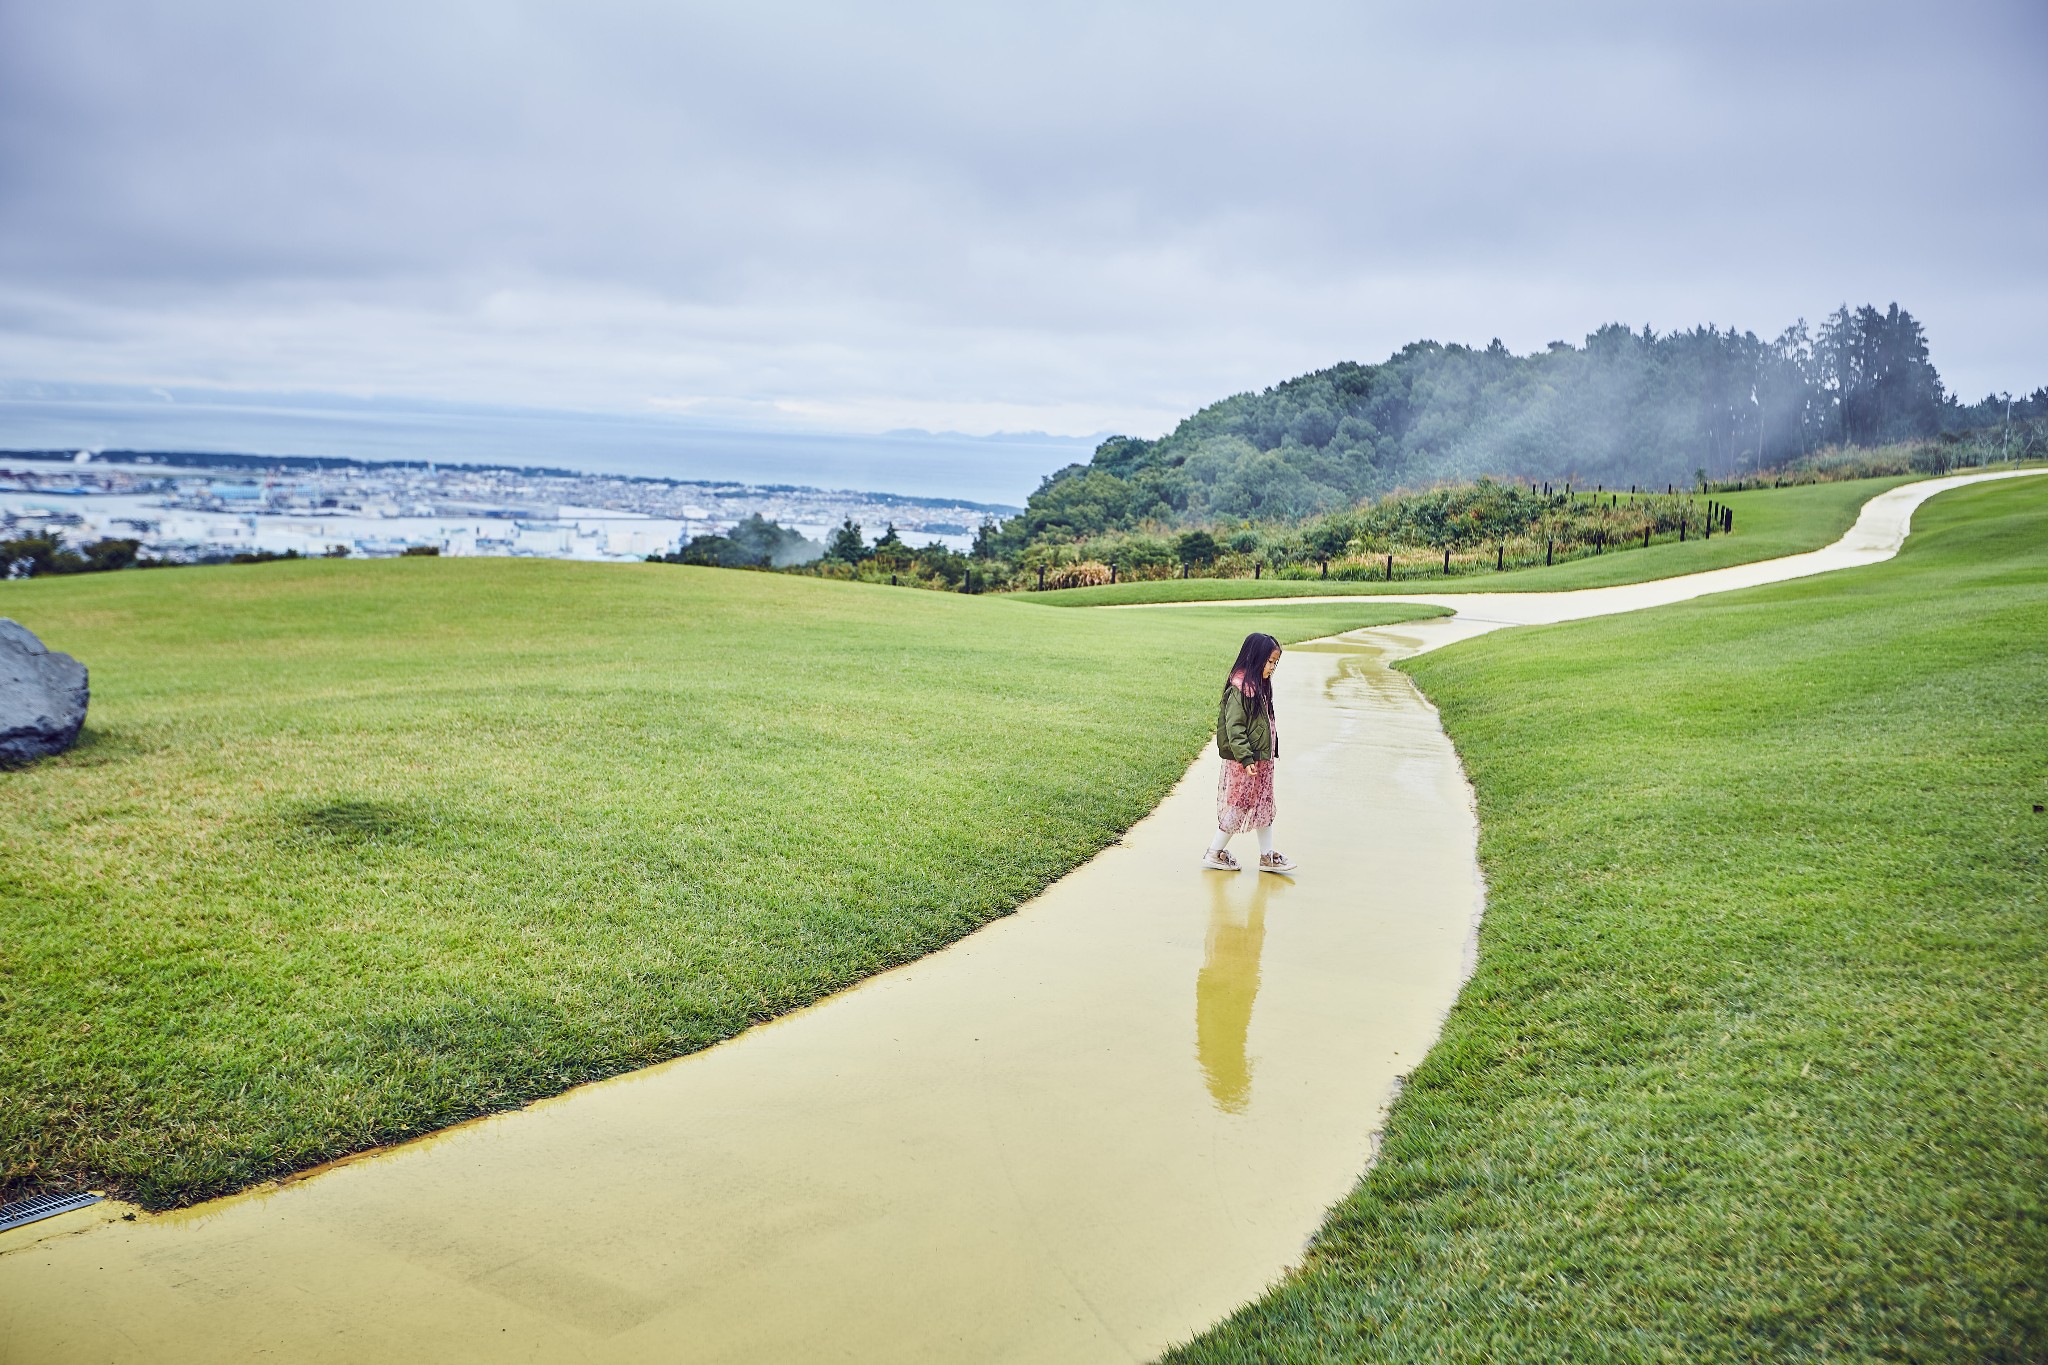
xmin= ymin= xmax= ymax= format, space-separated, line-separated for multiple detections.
xmin=1215 ymin=682 xmax=1277 ymax=766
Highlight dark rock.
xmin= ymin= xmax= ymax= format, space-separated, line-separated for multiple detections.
xmin=0 ymin=619 xmax=89 ymax=765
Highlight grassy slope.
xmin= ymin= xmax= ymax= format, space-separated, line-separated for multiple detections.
xmin=1032 ymin=476 xmax=1915 ymax=606
xmin=1165 ymin=476 xmax=2048 ymax=1361
xmin=0 ymin=559 xmax=1439 ymax=1208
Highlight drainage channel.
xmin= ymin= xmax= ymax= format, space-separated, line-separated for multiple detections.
xmin=0 ymin=1193 xmax=103 ymax=1235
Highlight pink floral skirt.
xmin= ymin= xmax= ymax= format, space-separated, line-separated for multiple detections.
xmin=1216 ymin=759 xmax=1276 ymax=833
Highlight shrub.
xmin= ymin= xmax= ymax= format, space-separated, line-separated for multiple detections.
xmin=1045 ymin=560 xmax=1115 ymax=590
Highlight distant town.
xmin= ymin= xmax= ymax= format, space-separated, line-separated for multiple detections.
xmin=0 ymin=449 xmax=1016 ymax=565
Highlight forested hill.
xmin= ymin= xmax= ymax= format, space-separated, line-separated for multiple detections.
xmin=1008 ymin=303 xmax=2043 ymax=541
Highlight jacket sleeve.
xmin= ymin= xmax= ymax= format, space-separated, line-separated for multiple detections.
xmin=1218 ymin=687 xmax=1255 ymax=765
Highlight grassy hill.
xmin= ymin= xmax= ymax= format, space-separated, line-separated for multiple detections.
xmin=0 ymin=559 xmax=1440 ymax=1208
xmin=1167 ymin=474 xmax=2048 ymax=1361
xmin=1002 ymin=305 xmax=2042 ymax=543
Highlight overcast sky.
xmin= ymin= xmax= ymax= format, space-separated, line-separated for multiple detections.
xmin=2 ymin=0 xmax=2043 ymax=460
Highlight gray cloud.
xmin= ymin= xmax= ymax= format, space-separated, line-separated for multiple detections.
xmin=1 ymin=0 xmax=2043 ymax=458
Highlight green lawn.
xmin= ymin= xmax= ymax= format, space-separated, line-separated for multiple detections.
xmin=1166 ymin=475 xmax=2048 ymax=1361
xmin=0 ymin=559 xmax=1440 ymax=1209
xmin=1032 ymin=476 xmax=1918 ymax=606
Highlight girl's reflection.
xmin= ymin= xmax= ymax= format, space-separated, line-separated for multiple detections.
xmin=1196 ymin=872 xmax=1277 ymax=1113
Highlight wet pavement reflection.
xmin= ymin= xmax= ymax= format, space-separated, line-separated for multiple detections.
xmin=1197 ymin=873 xmax=1275 ymax=1113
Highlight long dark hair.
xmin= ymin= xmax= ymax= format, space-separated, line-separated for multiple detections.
xmin=1223 ymin=632 xmax=1283 ymax=716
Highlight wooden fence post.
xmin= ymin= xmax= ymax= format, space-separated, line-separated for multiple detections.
xmin=1496 ymin=543 xmax=1504 ymax=570
xmin=1385 ymin=553 xmax=1393 ymax=581
xmin=1442 ymin=546 xmax=1451 ymax=574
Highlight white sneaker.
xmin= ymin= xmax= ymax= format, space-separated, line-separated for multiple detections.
xmin=1259 ymin=851 xmax=1298 ymax=874
xmin=1201 ymin=848 xmax=1240 ymax=871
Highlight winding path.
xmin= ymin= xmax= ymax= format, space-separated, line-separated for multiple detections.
xmin=0 ymin=471 xmax=2033 ymax=1365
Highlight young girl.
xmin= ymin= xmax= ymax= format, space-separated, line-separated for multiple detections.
xmin=1203 ymin=632 xmax=1297 ymax=874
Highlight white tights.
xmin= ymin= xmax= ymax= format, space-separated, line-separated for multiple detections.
xmin=1210 ymin=825 xmax=1274 ymax=858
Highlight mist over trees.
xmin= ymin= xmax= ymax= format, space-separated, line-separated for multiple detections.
xmin=663 ymin=513 xmax=823 ymax=568
xmin=1008 ymin=303 xmax=2034 ymax=542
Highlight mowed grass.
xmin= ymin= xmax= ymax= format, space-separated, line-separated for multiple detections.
xmin=1166 ymin=475 xmax=2048 ymax=1361
xmin=0 ymin=559 xmax=1442 ymax=1208
xmin=1033 ymin=475 xmax=1917 ymax=606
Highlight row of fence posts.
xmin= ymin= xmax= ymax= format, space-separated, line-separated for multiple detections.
xmin=1012 ymin=487 xmax=1742 ymax=590
xmin=1377 ymin=487 xmax=1743 ymax=581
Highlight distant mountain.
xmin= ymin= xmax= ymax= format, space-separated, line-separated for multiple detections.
xmin=1007 ymin=304 xmax=2043 ymax=541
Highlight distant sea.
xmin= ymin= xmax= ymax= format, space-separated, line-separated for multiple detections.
xmin=0 ymin=384 xmax=1103 ymax=507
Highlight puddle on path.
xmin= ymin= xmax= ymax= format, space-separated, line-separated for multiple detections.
xmin=0 ymin=632 xmax=1484 ymax=1365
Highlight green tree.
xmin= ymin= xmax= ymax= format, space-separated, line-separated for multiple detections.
xmin=1303 ymin=518 xmax=1352 ymax=570
xmin=971 ymin=517 xmax=1000 ymax=561
xmin=913 ymin=541 xmax=968 ymax=587
xmin=726 ymin=514 xmax=822 ymax=567
xmin=1174 ymin=529 xmax=1221 ymax=570
xmin=82 ymin=537 xmax=143 ymax=571
xmin=675 ymin=534 xmax=751 ymax=567
xmin=0 ymin=533 xmax=85 ymax=577
xmin=825 ymin=517 xmax=868 ymax=564
xmin=868 ymin=523 xmax=911 ymax=573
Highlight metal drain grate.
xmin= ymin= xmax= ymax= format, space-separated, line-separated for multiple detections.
xmin=0 ymin=1191 xmax=104 ymax=1234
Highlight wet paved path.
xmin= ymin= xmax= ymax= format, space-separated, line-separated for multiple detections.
xmin=1 ymin=471 xmax=2033 ymax=1364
